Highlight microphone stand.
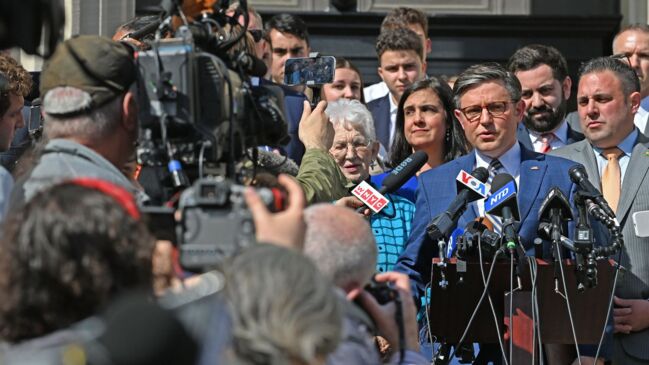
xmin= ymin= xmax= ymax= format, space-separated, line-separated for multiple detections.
xmin=573 ymin=192 xmax=597 ymax=290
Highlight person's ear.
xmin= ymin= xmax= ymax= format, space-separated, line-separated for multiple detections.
xmin=562 ymin=76 xmax=572 ymax=100
xmin=121 ymin=90 xmax=138 ymax=131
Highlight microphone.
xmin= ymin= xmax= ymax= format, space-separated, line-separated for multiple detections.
xmin=354 ymin=151 xmax=427 ymax=214
xmin=381 ymin=150 xmax=428 ymax=194
xmin=426 ymin=167 xmax=489 ymax=241
xmin=538 ymin=222 xmax=577 ymax=252
xmin=538 ymin=187 xmax=574 ymax=252
xmin=538 ymin=187 xmax=574 ymax=224
xmin=485 ymin=173 xmax=520 ymax=250
xmin=568 ymin=165 xmax=616 ymax=218
xmin=236 ymin=52 xmax=268 ymax=78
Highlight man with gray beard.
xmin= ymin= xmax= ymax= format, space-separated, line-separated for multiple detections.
xmin=507 ymin=44 xmax=584 ymax=153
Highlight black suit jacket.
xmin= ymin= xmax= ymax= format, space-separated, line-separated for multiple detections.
xmin=367 ymin=94 xmax=392 ymax=151
xmin=516 ymin=120 xmax=584 ymax=152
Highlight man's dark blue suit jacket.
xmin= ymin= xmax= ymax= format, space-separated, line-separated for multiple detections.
xmin=367 ymin=94 xmax=392 ymax=151
xmin=516 ymin=122 xmax=585 ymax=152
xmin=394 ymin=144 xmax=581 ymax=304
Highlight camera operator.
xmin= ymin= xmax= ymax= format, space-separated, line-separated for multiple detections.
xmin=12 ymin=36 xmax=146 ymax=206
xmin=303 ymin=203 xmax=426 ymax=364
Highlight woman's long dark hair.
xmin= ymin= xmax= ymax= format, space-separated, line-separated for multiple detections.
xmin=389 ymin=77 xmax=470 ymax=167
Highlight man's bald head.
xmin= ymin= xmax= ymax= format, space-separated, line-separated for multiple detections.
xmin=303 ymin=204 xmax=377 ymax=292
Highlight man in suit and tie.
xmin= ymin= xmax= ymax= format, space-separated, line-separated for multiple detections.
xmin=507 ymin=44 xmax=584 ymax=153
xmin=395 ymin=62 xmax=580 ymax=361
xmin=367 ymin=27 xmax=426 ymax=153
xmin=551 ymin=56 xmax=649 ymax=365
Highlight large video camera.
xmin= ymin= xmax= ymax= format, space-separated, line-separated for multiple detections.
xmin=133 ymin=0 xmax=290 ymax=270
xmin=135 ymin=1 xmax=288 ymax=182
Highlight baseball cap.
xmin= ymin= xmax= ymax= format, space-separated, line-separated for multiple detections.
xmin=40 ymin=35 xmax=136 ymax=115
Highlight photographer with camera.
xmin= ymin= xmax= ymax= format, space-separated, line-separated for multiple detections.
xmin=303 ymin=203 xmax=426 ymax=364
xmin=12 ymin=36 xmax=146 ymax=206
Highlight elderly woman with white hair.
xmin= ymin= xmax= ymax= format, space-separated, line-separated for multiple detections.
xmin=326 ymin=99 xmax=380 ymax=184
xmin=325 ymin=99 xmax=415 ymax=274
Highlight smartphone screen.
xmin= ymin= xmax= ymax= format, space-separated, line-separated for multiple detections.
xmin=283 ymin=56 xmax=336 ymax=86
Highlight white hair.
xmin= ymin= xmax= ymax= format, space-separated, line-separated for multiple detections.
xmin=225 ymin=245 xmax=342 ymax=365
xmin=325 ymin=99 xmax=376 ymax=141
xmin=43 ymin=87 xmax=124 ymax=142
xmin=303 ymin=204 xmax=377 ymax=290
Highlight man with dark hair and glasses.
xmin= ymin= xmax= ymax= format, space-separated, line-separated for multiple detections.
xmin=611 ymin=24 xmax=649 ymax=136
xmin=395 ymin=62 xmax=581 ymax=363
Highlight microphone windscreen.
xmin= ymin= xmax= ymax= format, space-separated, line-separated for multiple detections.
xmin=381 ymin=150 xmax=428 ymax=193
xmin=471 ymin=167 xmax=489 ymax=183
xmin=490 ymin=173 xmax=516 ymax=193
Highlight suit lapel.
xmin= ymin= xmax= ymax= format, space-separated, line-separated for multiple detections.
xmin=575 ymin=140 xmax=601 ymax=188
xmin=454 ymin=154 xmax=480 ymax=223
xmin=516 ymin=123 xmax=534 ymax=151
xmin=617 ymin=134 xmax=649 ymax=220
xmin=518 ymin=146 xmax=546 ymax=224
xmin=375 ymin=96 xmax=391 ymax=150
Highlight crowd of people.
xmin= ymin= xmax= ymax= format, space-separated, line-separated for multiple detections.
xmin=0 ymin=2 xmax=648 ymax=365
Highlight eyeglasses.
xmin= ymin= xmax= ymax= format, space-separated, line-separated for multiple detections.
xmin=248 ymin=29 xmax=264 ymax=43
xmin=610 ymin=53 xmax=631 ymax=65
xmin=330 ymin=139 xmax=372 ymax=157
xmin=459 ymin=101 xmax=513 ymax=122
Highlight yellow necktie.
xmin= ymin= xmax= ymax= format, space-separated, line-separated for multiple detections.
xmin=601 ymin=147 xmax=623 ymax=212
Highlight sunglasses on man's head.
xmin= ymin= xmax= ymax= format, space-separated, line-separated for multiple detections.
xmin=248 ymin=29 xmax=263 ymax=43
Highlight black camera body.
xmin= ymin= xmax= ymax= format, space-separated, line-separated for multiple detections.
xmin=177 ymin=177 xmax=284 ymax=271
xmin=364 ymin=277 xmax=398 ymax=305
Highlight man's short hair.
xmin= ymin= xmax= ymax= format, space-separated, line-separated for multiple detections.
xmin=375 ymin=27 xmax=423 ymax=61
xmin=264 ymin=13 xmax=310 ymax=46
xmin=225 ymin=245 xmax=341 ymax=365
xmin=453 ymin=62 xmax=522 ymax=109
xmin=381 ymin=7 xmax=428 ymax=36
xmin=227 ymin=1 xmax=263 ymax=30
xmin=43 ymin=86 xmax=124 ymax=142
xmin=0 ymin=55 xmax=32 ymax=116
xmin=303 ymin=204 xmax=377 ymax=289
xmin=0 ymin=181 xmax=153 ymax=343
xmin=507 ymin=44 xmax=569 ymax=81
xmin=614 ymin=23 xmax=649 ymax=43
xmin=115 ymin=15 xmax=160 ymax=43
xmin=579 ymin=56 xmax=640 ymax=97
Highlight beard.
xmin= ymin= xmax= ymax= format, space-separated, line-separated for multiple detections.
xmin=523 ymin=97 xmax=568 ymax=133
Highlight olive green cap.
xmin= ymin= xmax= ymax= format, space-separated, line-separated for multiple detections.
xmin=40 ymin=35 xmax=135 ymax=114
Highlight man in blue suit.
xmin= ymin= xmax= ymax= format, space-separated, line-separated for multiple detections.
xmin=507 ymin=44 xmax=584 ymax=153
xmin=396 ymin=63 xmax=580 ymax=297
xmin=367 ymin=27 xmax=426 ymax=153
xmin=395 ymin=63 xmax=581 ymax=362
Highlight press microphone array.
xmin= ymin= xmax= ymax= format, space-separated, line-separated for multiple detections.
xmin=353 ymin=150 xmax=428 ymax=214
xmin=568 ymin=165 xmax=624 ymax=257
xmin=569 ymin=165 xmax=616 ymax=219
xmin=426 ymin=167 xmax=489 ymax=241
